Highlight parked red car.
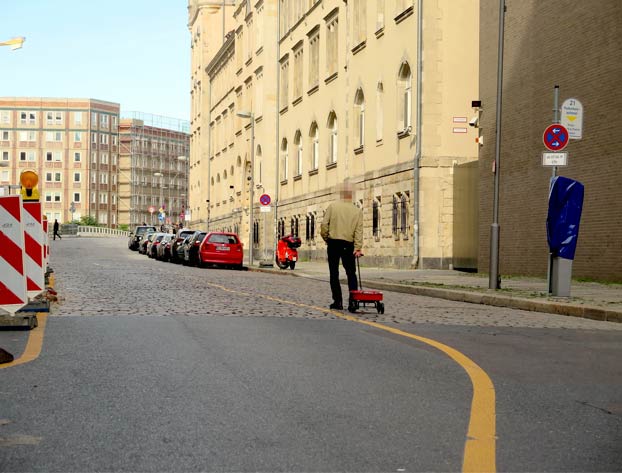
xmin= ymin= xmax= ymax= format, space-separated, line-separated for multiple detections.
xmin=198 ymin=232 xmax=244 ymax=269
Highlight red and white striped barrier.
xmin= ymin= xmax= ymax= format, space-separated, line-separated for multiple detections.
xmin=0 ymin=195 xmax=28 ymax=314
xmin=22 ymin=202 xmax=44 ymax=298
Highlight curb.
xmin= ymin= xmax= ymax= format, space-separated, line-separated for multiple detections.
xmin=250 ymin=267 xmax=622 ymax=324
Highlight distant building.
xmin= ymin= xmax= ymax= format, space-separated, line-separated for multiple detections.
xmin=0 ymin=97 xmax=120 ymax=226
xmin=118 ymin=113 xmax=190 ymax=228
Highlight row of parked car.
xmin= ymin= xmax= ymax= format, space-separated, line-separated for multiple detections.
xmin=127 ymin=225 xmax=244 ymax=270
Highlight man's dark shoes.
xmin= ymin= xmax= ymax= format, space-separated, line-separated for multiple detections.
xmin=329 ymin=302 xmax=343 ymax=310
xmin=347 ymin=301 xmax=357 ymax=313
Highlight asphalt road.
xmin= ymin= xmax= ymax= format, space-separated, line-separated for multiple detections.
xmin=1 ymin=238 xmax=621 ymax=472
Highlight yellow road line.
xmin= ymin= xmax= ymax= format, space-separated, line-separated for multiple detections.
xmin=0 ymin=313 xmax=48 ymax=370
xmin=1 ymin=275 xmax=54 ymax=370
xmin=205 ymin=281 xmax=497 ymax=472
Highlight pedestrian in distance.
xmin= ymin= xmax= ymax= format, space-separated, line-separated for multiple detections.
xmin=320 ymin=180 xmax=363 ymax=312
xmin=53 ymin=219 xmax=62 ymax=240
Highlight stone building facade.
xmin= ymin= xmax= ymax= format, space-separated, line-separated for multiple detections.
xmin=478 ymin=1 xmax=622 ymax=281
xmin=189 ymin=0 xmax=480 ymax=269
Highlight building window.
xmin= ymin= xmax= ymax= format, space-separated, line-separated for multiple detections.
xmin=74 ymin=131 xmax=82 ymax=142
xmin=73 ymin=192 xmax=81 ymax=203
xmin=373 ymin=198 xmax=381 ymax=239
xmin=74 ymin=111 xmax=83 ymax=126
xmin=0 ymin=111 xmax=10 ymax=124
xmin=280 ymin=138 xmax=288 ymax=181
xmin=327 ymin=112 xmax=338 ymax=164
xmin=305 ymin=212 xmax=316 ymax=242
xmin=398 ymin=62 xmax=412 ymax=133
xmin=253 ymin=221 xmax=259 ymax=248
xmin=293 ymin=45 xmax=303 ymax=101
xmin=91 ymin=112 xmax=97 ymax=125
xmin=392 ymin=195 xmax=398 ymax=236
xmin=280 ymin=56 xmax=289 ymax=108
xmin=91 ymin=133 xmax=97 ymax=144
xmin=1 ymin=130 xmax=9 ymax=140
xmin=1 ymin=151 xmax=9 ymax=161
xmin=400 ymin=193 xmax=409 ymax=236
xmin=74 ymin=172 xmax=81 ymax=183
xmin=308 ymin=30 xmax=319 ymax=89
xmin=326 ymin=14 xmax=339 ymax=76
xmin=377 ymin=0 xmax=385 ymax=30
xmin=354 ymin=88 xmax=365 ymax=149
xmin=74 ymin=152 xmax=81 ymax=162
xmin=20 ymin=111 xmax=36 ymax=124
xmin=309 ymin=122 xmax=319 ymax=170
xmin=376 ymin=82 xmax=384 ymax=141
xmin=354 ymin=1 xmax=367 ymax=45
xmin=294 ymin=130 xmax=302 ymax=176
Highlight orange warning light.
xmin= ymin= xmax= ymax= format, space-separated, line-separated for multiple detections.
xmin=20 ymin=170 xmax=40 ymax=201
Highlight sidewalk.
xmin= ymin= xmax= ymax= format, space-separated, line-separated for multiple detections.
xmin=251 ymin=260 xmax=622 ymax=323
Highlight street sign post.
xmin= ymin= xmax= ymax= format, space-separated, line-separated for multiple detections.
xmin=543 ymin=124 xmax=569 ymax=151
xmin=259 ymin=194 xmax=271 ymax=206
xmin=561 ymin=98 xmax=583 ymax=139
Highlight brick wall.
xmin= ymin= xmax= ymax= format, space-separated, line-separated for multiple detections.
xmin=478 ymin=0 xmax=622 ymax=282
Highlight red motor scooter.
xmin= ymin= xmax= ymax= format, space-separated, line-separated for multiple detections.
xmin=275 ymin=234 xmax=302 ymax=269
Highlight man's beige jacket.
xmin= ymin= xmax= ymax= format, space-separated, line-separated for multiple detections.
xmin=320 ymin=200 xmax=363 ymax=251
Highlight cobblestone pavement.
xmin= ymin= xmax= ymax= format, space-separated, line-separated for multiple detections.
xmin=50 ymin=238 xmax=622 ymax=331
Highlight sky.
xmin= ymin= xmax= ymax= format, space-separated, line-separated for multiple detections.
xmin=0 ymin=0 xmax=191 ymax=121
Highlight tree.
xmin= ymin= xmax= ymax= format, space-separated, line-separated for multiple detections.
xmin=79 ymin=215 xmax=99 ymax=227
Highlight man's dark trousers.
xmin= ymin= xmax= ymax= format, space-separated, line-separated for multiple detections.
xmin=327 ymin=239 xmax=358 ymax=306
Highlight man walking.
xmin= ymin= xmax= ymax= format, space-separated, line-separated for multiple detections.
xmin=53 ymin=219 xmax=62 ymax=240
xmin=320 ymin=181 xmax=363 ymax=312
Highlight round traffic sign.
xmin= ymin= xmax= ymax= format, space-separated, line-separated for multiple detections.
xmin=543 ymin=124 xmax=569 ymax=151
xmin=259 ymin=194 xmax=271 ymax=206
xmin=148 ymin=206 xmax=155 ymax=214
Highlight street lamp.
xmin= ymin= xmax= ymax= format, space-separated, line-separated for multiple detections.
xmin=236 ymin=111 xmax=255 ymax=268
xmin=154 ymin=172 xmax=163 ymax=226
xmin=0 ymin=36 xmax=25 ymax=50
xmin=170 ymin=156 xmax=187 ymax=224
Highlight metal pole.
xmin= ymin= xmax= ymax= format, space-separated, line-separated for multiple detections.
xmin=489 ymin=0 xmax=506 ymax=290
xmin=249 ymin=116 xmax=255 ymax=268
xmin=547 ymin=85 xmax=560 ymax=294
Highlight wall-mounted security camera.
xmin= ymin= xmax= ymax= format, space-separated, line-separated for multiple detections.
xmin=469 ymin=115 xmax=479 ymax=127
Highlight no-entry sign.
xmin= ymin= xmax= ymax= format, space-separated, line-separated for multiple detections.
xmin=543 ymin=124 xmax=569 ymax=151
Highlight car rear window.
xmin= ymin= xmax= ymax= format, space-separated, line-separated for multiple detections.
xmin=136 ymin=227 xmax=156 ymax=235
xmin=180 ymin=231 xmax=195 ymax=238
xmin=208 ymin=234 xmax=239 ymax=244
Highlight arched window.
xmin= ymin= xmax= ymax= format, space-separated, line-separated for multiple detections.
xmin=398 ymin=62 xmax=412 ymax=132
xmin=253 ymin=221 xmax=260 ymax=248
xmin=354 ymin=88 xmax=365 ymax=149
xmin=309 ymin=122 xmax=319 ymax=170
xmin=372 ymin=197 xmax=380 ymax=239
xmin=294 ymin=130 xmax=302 ymax=176
xmin=327 ymin=112 xmax=338 ymax=164
xmin=280 ymin=138 xmax=289 ymax=181
xmin=400 ymin=192 xmax=409 ymax=236
xmin=392 ymin=195 xmax=398 ymax=237
xmin=376 ymin=82 xmax=384 ymax=141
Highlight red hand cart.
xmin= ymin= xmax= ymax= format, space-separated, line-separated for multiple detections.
xmin=348 ymin=257 xmax=385 ymax=314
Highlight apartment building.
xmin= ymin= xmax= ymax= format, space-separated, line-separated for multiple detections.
xmin=0 ymin=97 xmax=120 ymax=226
xmin=118 ymin=114 xmax=190 ymax=229
xmin=190 ymin=0 xmax=479 ymax=268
